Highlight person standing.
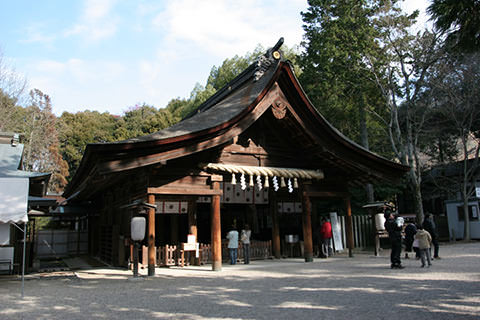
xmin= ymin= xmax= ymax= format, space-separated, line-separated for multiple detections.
xmin=404 ymin=222 xmax=417 ymax=259
xmin=423 ymin=213 xmax=440 ymax=259
xmin=319 ymin=217 xmax=333 ymax=258
xmin=384 ymin=210 xmax=404 ymax=269
xmin=226 ymin=226 xmax=239 ymax=265
xmin=240 ymin=224 xmax=252 ymax=264
xmin=415 ymin=224 xmax=432 ymax=268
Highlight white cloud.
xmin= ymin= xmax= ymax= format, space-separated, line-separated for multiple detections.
xmin=20 ymin=23 xmax=57 ymax=44
xmin=64 ymin=0 xmax=119 ymax=41
xmin=154 ymin=0 xmax=307 ymax=58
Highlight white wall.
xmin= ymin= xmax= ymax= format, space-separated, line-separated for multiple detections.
xmin=446 ymin=200 xmax=480 ymax=240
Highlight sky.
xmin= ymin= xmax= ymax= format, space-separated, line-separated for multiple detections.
xmin=0 ymin=0 xmax=431 ymax=116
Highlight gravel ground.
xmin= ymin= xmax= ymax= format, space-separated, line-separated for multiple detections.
xmin=0 ymin=241 xmax=479 ymax=320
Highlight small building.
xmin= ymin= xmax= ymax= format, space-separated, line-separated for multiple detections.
xmin=423 ymin=159 xmax=480 ymax=240
xmin=63 ymin=40 xmax=408 ymax=273
xmin=0 ymin=132 xmax=51 ymax=273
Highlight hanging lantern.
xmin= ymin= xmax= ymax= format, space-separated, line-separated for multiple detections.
xmin=249 ymin=175 xmax=254 ymax=187
xmin=231 ymin=173 xmax=237 ymax=185
xmin=264 ymin=176 xmax=269 ymax=188
xmin=280 ymin=177 xmax=286 ymax=188
xmin=293 ymin=178 xmax=299 ymax=189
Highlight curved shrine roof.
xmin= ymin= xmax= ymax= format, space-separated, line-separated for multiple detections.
xmin=64 ymin=41 xmax=409 ymax=198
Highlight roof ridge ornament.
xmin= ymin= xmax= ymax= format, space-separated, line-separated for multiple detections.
xmin=253 ymin=37 xmax=284 ymax=82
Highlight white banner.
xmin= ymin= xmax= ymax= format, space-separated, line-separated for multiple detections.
xmin=330 ymin=212 xmax=344 ymax=252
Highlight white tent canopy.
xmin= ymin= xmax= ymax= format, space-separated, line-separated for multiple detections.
xmin=0 ymin=177 xmax=29 ymax=298
xmin=0 ymin=177 xmax=29 ymax=223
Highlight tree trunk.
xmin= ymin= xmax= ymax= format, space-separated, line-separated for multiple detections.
xmin=409 ymin=168 xmax=424 ymax=224
xmin=463 ymin=198 xmax=471 ymax=241
xmin=462 ymin=188 xmax=471 ymax=241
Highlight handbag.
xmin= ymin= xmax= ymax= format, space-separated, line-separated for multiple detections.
xmin=412 ymin=239 xmax=419 ymax=248
xmin=240 ymin=231 xmax=247 ymax=242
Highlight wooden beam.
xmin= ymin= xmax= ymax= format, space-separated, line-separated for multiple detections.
xmin=147 ymin=187 xmax=222 ymax=196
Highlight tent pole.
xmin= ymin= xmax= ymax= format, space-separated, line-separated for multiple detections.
xmin=22 ymin=223 xmax=26 ymax=298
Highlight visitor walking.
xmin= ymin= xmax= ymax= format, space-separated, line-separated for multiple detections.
xmin=415 ymin=224 xmax=432 ymax=268
xmin=226 ymin=226 xmax=239 ymax=265
xmin=319 ymin=217 xmax=333 ymax=258
xmin=240 ymin=224 xmax=251 ymax=264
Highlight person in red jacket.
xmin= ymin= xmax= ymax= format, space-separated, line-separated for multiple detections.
xmin=319 ymin=217 xmax=333 ymax=258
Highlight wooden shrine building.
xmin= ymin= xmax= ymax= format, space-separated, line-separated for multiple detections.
xmin=63 ymin=39 xmax=408 ymax=274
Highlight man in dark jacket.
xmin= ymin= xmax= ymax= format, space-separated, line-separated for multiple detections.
xmin=423 ymin=213 xmax=440 ymax=259
xmin=384 ymin=210 xmax=404 ymax=269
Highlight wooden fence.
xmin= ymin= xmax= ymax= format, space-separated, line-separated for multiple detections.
xmin=35 ymin=229 xmax=88 ymax=258
xmin=137 ymin=240 xmax=272 ymax=267
xmin=133 ymin=215 xmax=375 ymax=268
xmin=335 ymin=215 xmax=375 ymax=250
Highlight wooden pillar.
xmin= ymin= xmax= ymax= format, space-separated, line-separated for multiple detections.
xmin=344 ymin=197 xmax=354 ymax=258
xmin=302 ymin=190 xmax=314 ymax=262
xmin=270 ymin=191 xmax=281 ymax=259
xmin=147 ymin=194 xmax=156 ymax=276
xmin=210 ymin=175 xmax=222 ymax=271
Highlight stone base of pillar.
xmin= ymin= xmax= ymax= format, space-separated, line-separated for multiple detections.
xmin=304 ymin=253 xmax=314 ymax=262
xmin=212 ymin=261 xmax=222 ymax=271
xmin=148 ymin=265 xmax=155 ymax=276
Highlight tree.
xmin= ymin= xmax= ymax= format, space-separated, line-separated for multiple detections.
xmin=0 ymin=50 xmax=27 ymax=131
xmin=300 ymin=0 xmax=391 ymax=154
xmin=426 ymin=53 xmax=480 ymax=240
xmin=300 ymin=0 xmax=398 ymax=208
xmin=427 ymin=0 xmax=480 ymax=53
xmin=23 ymin=89 xmax=69 ymax=193
xmin=57 ymin=110 xmax=118 ymax=179
xmin=114 ymin=103 xmax=178 ymax=140
xmin=368 ymin=1 xmax=441 ymax=223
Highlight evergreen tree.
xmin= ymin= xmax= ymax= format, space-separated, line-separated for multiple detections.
xmin=57 ymin=110 xmax=118 ymax=180
xmin=300 ymin=0 xmax=389 ymax=155
xmin=428 ymin=0 xmax=480 ymax=53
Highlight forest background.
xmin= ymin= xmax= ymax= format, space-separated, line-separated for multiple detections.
xmin=1 ymin=0 xmax=479 ymax=236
